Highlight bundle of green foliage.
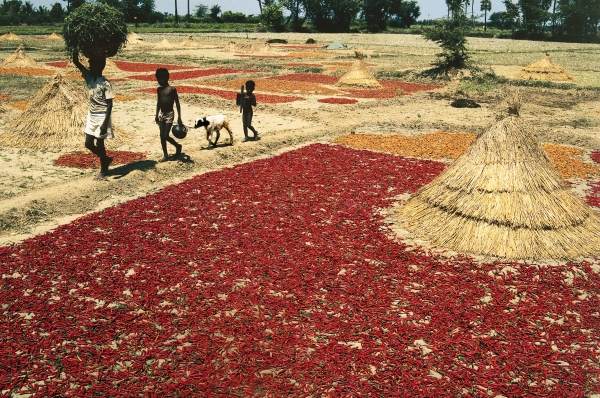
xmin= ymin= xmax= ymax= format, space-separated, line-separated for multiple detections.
xmin=63 ymin=3 xmax=127 ymax=59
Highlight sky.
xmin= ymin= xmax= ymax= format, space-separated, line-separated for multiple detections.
xmin=29 ymin=0 xmax=506 ymax=21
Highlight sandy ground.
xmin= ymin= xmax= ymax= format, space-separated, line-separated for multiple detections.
xmin=0 ymin=33 xmax=598 ymax=245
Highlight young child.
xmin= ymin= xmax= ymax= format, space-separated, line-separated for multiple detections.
xmin=72 ymin=53 xmax=113 ymax=180
xmin=154 ymin=68 xmax=183 ymax=161
xmin=236 ymin=80 xmax=259 ymax=141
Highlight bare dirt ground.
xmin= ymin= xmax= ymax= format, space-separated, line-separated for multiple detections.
xmin=0 ymin=32 xmax=598 ymax=245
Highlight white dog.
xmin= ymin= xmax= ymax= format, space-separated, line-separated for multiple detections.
xmin=194 ymin=114 xmax=234 ymax=146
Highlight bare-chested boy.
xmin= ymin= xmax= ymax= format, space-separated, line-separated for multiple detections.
xmin=154 ymin=68 xmax=183 ymax=161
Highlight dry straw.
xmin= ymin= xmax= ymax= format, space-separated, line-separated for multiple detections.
xmin=0 ymin=32 xmax=21 ymax=41
xmin=336 ymin=60 xmax=382 ymax=88
xmin=47 ymin=33 xmax=63 ymax=41
xmin=520 ymin=53 xmax=574 ymax=82
xmin=395 ymin=96 xmax=600 ymax=260
xmin=0 ymin=73 xmax=128 ymax=151
xmin=1 ymin=46 xmax=44 ymax=68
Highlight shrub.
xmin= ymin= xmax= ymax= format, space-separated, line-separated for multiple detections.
xmin=63 ymin=2 xmax=127 ymax=59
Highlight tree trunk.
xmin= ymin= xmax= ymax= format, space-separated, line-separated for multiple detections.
xmin=174 ymin=0 xmax=178 ymax=24
xmin=257 ymin=0 xmax=262 ymax=14
xmin=551 ymin=0 xmax=557 ymax=35
xmin=484 ymin=9 xmax=487 ymax=31
xmin=471 ymin=0 xmax=474 ymax=22
xmin=187 ymin=0 xmax=190 ymax=20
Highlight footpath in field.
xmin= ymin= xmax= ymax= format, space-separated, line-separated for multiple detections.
xmin=1 ymin=144 xmax=599 ymax=396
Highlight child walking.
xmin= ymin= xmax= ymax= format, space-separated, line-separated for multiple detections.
xmin=236 ymin=80 xmax=259 ymax=141
xmin=72 ymin=53 xmax=113 ymax=179
xmin=155 ymin=68 xmax=183 ymax=161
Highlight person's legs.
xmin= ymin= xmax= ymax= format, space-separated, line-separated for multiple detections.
xmin=246 ymin=113 xmax=259 ymax=139
xmin=159 ymin=121 xmax=170 ymax=160
xmin=85 ymin=134 xmax=98 ymax=156
xmin=96 ymin=138 xmax=112 ymax=174
xmin=164 ymin=123 xmax=182 ymax=157
xmin=242 ymin=112 xmax=250 ymax=141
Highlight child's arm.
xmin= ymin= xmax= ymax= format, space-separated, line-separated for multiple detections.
xmin=155 ymin=89 xmax=160 ymax=124
xmin=251 ymin=94 xmax=257 ymax=107
xmin=174 ymin=88 xmax=182 ymax=125
xmin=71 ymin=51 xmax=88 ymax=76
xmin=101 ymin=99 xmax=113 ymax=135
xmin=100 ymin=81 xmax=114 ymax=135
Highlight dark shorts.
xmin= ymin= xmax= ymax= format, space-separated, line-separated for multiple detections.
xmin=243 ymin=112 xmax=253 ymax=127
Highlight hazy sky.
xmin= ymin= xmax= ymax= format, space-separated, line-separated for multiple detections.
xmin=29 ymin=0 xmax=506 ymax=21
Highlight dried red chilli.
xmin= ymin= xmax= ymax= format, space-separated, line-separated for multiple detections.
xmin=271 ymin=73 xmax=338 ymax=84
xmin=0 ymin=144 xmax=598 ymax=397
xmin=591 ymin=151 xmax=600 ymax=164
xmin=128 ymin=68 xmax=252 ymax=81
xmin=344 ymin=80 xmax=441 ymax=99
xmin=586 ymin=180 xmax=600 ymax=207
xmin=54 ymin=151 xmax=147 ymax=169
xmin=112 ymin=60 xmax=192 ymax=72
xmin=140 ymin=86 xmax=302 ymax=104
xmin=318 ymin=97 xmax=358 ymax=104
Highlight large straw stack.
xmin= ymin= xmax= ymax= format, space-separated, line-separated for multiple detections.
xmin=153 ymin=38 xmax=172 ymax=50
xmin=1 ymin=46 xmax=43 ymax=68
xmin=0 ymin=73 xmax=88 ymax=150
xmin=180 ymin=35 xmax=197 ymax=48
xmin=336 ymin=60 xmax=382 ymax=88
xmin=395 ymin=103 xmax=600 ymax=260
xmin=0 ymin=32 xmax=21 ymax=41
xmin=520 ymin=54 xmax=573 ymax=82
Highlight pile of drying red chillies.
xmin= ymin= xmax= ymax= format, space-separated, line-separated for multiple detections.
xmin=55 ymin=151 xmax=146 ymax=169
xmin=2 ymin=144 xmax=597 ymax=397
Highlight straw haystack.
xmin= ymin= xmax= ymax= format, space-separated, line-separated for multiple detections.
xmin=1 ymin=46 xmax=43 ymax=68
xmin=128 ymin=32 xmax=143 ymax=43
xmin=153 ymin=38 xmax=172 ymax=50
xmin=336 ymin=60 xmax=381 ymax=88
xmin=520 ymin=54 xmax=573 ymax=82
xmin=0 ymin=32 xmax=21 ymax=41
xmin=394 ymin=106 xmax=600 ymax=260
xmin=47 ymin=33 xmax=63 ymax=41
xmin=0 ymin=73 xmax=128 ymax=151
xmin=0 ymin=73 xmax=87 ymax=150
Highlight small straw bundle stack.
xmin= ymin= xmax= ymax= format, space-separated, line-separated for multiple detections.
xmin=127 ymin=32 xmax=143 ymax=43
xmin=0 ymin=32 xmax=21 ymax=41
xmin=153 ymin=38 xmax=172 ymax=50
xmin=1 ymin=46 xmax=43 ymax=68
xmin=395 ymin=97 xmax=600 ymax=260
xmin=336 ymin=60 xmax=382 ymax=89
xmin=47 ymin=32 xmax=63 ymax=41
xmin=0 ymin=73 xmax=129 ymax=151
xmin=0 ymin=73 xmax=88 ymax=150
xmin=520 ymin=53 xmax=574 ymax=82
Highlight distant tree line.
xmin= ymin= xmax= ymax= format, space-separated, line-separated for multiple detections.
xmin=456 ymin=0 xmax=600 ymax=41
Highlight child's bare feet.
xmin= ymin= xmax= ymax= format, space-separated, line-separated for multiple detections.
xmin=175 ymin=143 xmax=182 ymax=157
xmin=159 ymin=156 xmax=169 ymax=162
xmin=94 ymin=173 xmax=107 ymax=181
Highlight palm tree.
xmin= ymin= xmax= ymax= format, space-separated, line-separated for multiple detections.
xmin=174 ymin=0 xmax=178 ymax=24
xmin=187 ymin=0 xmax=190 ymax=20
xmin=480 ymin=0 xmax=491 ymax=31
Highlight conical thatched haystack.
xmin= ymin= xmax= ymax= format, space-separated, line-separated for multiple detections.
xmin=47 ymin=33 xmax=63 ymax=41
xmin=0 ymin=73 xmax=88 ymax=150
xmin=1 ymin=46 xmax=43 ymax=68
xmin=336 ymin=60 xmax=381 ymax=88
xmin=153 ymin=38 xmax=172 ymax=50
xmin=128 ymin=32 xmax=143 ymax=42
xmin=0 ymin=32 xmax=21 ymax=41
xmin=520 ymin=54 xmax=573 ymax=82
xmin=394 ymin=103 xmax=600 ymax=260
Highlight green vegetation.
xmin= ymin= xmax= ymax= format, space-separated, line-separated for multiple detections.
xmin=63 ymin=3 xmax=127 ymax=59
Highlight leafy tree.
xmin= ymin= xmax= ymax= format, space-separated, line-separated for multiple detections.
xmin=423 ymin=0 xmax=471 ymax=74
xmin=280 ymin=0 xmax=304 ymax=30
xmin=304 ymin=0 xmax=361 ymax=32
xmin=195 ymin=3 xmax=207 ymax=18
xmin=221 ymin=10 xmax=247 ymax=23
xmin=389 ymin=0 xmax=420 ymax=28
xmin=209 ymin=4 xmax=220 ymax=21
xmin=49 ymin=2 xmax=65 ymax=21
xmin=364 ymin=0 xmax=390 ymax=32
xmin=480 ymin=0 xmax=492 ymax=30
xmin=558 ymin=0 xmax=600 ymax=38
xmin=261 ymin=2 xmax=284 ymax=31
xmin=503 ymin=0 xmax=520 ymax=32
xmin=518 ymin=0 xmax=551 ymax=35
